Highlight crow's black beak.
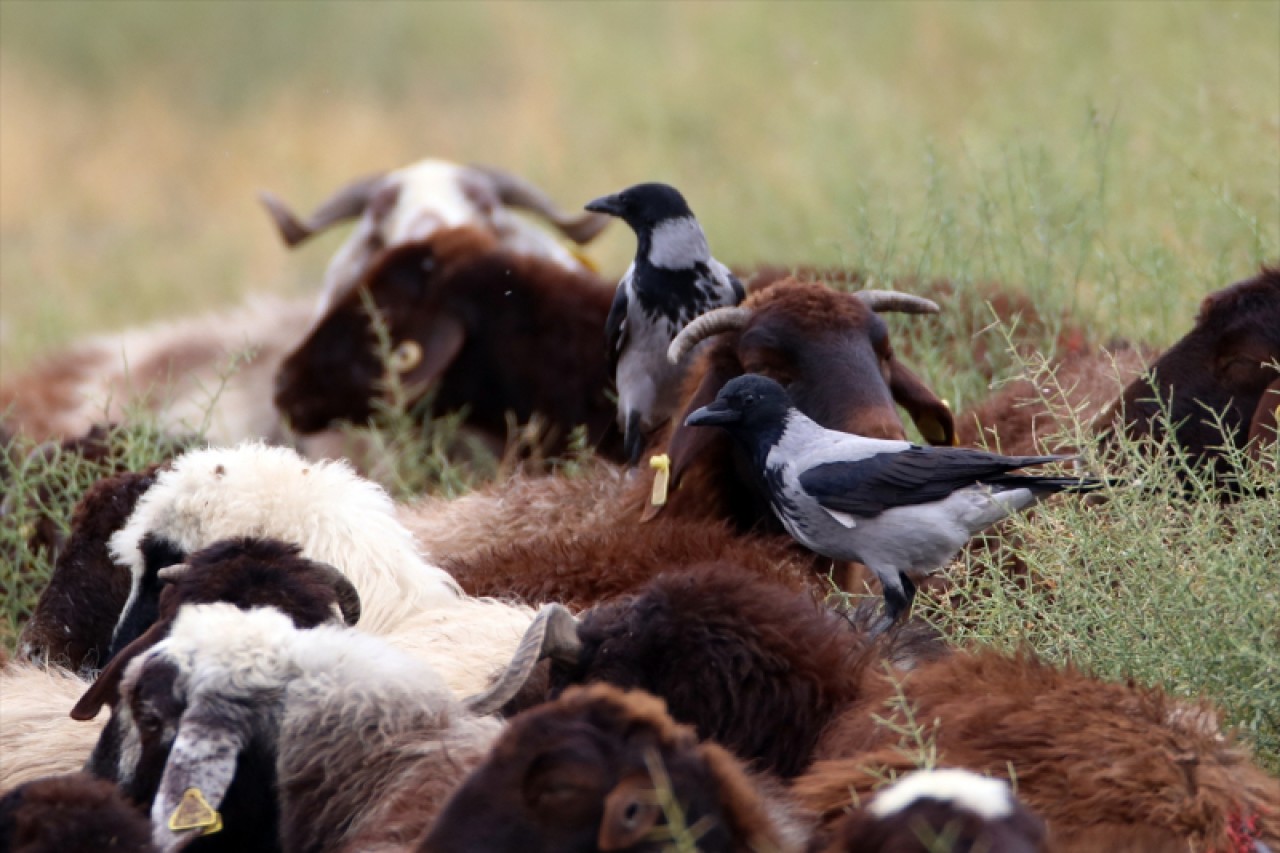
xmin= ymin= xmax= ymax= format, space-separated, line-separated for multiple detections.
xmin=584 ymin=193 xmax=624 ymax=217
xmin=685 ymin=400 xmax=740 ymax=427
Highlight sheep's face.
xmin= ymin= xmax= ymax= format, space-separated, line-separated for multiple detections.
xmin=275 ymin=228 xmax=496 ymax=435
xmin=1113 ymin=268 xmax=1280 ymax=461
xmin=657 ymin=280 xmax=955 ymax=527
xmin=86 ymin=652 xmax=185 ymax=801
xmin=423 ymin=686 xmax=743 ymax=853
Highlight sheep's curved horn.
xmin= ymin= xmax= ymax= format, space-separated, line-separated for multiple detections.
xmin=304 ymin=562 xmax=363 ymax=626
xmin=156 ymin=563 xmax=191 ymax=583
xmin=667 ymin=307 xmax=753 ymax=365
xmin=469 ymin=164 xmax=611 ymax=245
xmin=257 ymin=171 xmax=388 ymax=248
xmin=854 ymin=289 xmax=940 ymax=315
xmin=463 ymin=604 xmax=581 ymax=716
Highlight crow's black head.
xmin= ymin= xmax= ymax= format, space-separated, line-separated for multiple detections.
xmin=584 ymin=182 xmax=693 ymax=230
xmin=685 ymin=373 xmax=792 ymax=434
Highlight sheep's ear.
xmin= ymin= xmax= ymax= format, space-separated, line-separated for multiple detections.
xmin=642 ymin=357 xmax=740 ymax=522
xmin=598 ymin=774 xmax=661 ymax=851
xmin=399 ymin=314 xmax=466 ymax=390
xmin=888 ymin=359 xmax=956 ymax=446
xmin=149 ymin=709 xmax=248 ymax=851
xmin=70 ymin=618 xmax=173 ymax=721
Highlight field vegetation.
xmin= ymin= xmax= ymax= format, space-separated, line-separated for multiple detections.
xmin=1 ymin=1 xmax=1277 ymax=772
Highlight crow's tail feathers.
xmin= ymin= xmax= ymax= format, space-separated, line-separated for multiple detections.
xmin=991 ymin=474 xmax=1121 ymax=494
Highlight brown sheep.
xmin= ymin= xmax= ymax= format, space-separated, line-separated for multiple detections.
xmin=275 ymin=226 xmax=626 ymax=461
xmin=800 ymin=649 xmax=1280 ymax=852
xmin=1098 ymin=266 xmax=1279 ymax=479
xmin=0 ymin=773 xmax=155 ymax=853
xmin=17 ymin=465 xmax=165 ymax=677
xmin=419 ymin=683 xmax=803 ymax=853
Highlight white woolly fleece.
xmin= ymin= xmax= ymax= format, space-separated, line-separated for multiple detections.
xmin=869 ymin=768 xmax=1015 ymax=821
xmin=154 ymin=604 xmax=452 ymax=705
xmin=110 ymin=443 xmax=463 ymax=636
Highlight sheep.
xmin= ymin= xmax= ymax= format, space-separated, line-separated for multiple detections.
xmin=1097 ymin=267 xmax=1279 ymax=476
xmin=0 ymin=294 xmax=314 ymax=446
xmin=3 ymin=534 xmax=362 ymax=792
xmin=0 ymin=664 xmax=105 ymax=789
xmin=274 ymin=226 xmax=625 ymax=460
xmin=442 ymin=519 xmax=815 ymax=612
xmin=817 ymin=768 xmax=1047 ymax=853
xmin=798 ymin=649 xmax=1280 ymax=852
xmin=0 ymin=772 xmax=156 ymax=853
xmin=495 ymin=564 xmax=942 ymax=779
xmin=18 ymin=466 xmax=165 ymax=677
xmin=92 ymin=603 xmax=524 ymax=853
xmin=105 ymin=442 xmax=464 ymax=659
xmin=419 ymin=683 xmax=804 ymax=853
xmin=963 ymin=268 xmax=1280 ymax=474
xmin=259 ymin=158 xmax=610 ymax=319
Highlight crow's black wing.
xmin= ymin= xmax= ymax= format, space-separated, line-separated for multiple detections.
xmin=604 ymin=283 xmax=629 ymax=373
xmin=798 ymin=447 xmax=1067 ymax=517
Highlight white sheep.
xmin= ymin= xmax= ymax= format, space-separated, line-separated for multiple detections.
xmin=95 ymin=603 xmax=526 ymax=853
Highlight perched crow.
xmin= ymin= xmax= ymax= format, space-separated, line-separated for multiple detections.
xmin=686 ymin=374 xmax=1105 ymax=630
xmin=585 ymin=182 xmax=744 ymax=465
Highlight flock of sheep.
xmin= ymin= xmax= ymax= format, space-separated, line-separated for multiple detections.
xmin=1 ymin=157 xmax=1278 ymax=853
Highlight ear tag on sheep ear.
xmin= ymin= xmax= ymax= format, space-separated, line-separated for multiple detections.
xmin=649 ymin=454 xmax=671 ymax=508
xmin=569 ymin=247 xmax=600 ymax=272
xmin=168 ymin=788 xmax=223 ymax=836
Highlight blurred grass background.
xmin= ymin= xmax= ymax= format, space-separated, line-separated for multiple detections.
xmin=2 ymin=0 xmax=1277 ymax=381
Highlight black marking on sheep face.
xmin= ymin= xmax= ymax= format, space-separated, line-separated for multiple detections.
xmin=107 ymin=534 xmax=187 ymax=663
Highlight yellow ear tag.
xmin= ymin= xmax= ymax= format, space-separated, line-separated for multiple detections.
xmin=168 ymin=787 xmax=223 ymax=835
xmin=649 ymin=454 xmax=671 ymax=507
xmin=570 ymin=247 xmax=600 ymax=273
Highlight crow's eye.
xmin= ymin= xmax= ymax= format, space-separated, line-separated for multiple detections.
xmin=742 ymin=394 xmax=756 ymax=406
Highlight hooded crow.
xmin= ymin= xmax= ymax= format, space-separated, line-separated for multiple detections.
xmin=686 ymin=374 xmax=1106 ymax=630
xmin=585 ymin=182 xmax=744 ymax=465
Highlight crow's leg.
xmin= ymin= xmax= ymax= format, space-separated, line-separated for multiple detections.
xmin=871 ymin=572 xmax=917 ymax=638
xmin=624 ymin=411 xmax=645 ymax=467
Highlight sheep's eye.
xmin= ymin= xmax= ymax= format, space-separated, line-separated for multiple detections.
xmin=388 ymin=340 xmax=423 ymax=372
xmin=136 ymin=711 xmax=163 ymax=736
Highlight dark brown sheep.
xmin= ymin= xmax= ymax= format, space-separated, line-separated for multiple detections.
xmin=71 ymin=536 xmax=360 ymax=723
xmin=443 ymin=519 xmax=813 ymax=610
xmin=490 ymin=565 xmax=942 ymax=779
xmin=1097 ymin=267 xmax=1280 ymax=480
xmin=799 ymin=649 xmax=1280 ymax=852
xmin=0 ymin=773 xmax=155 ymax=853
xmin=16 ymin=465 xmax=164 ymax=677
xmin=419 ymin=684 xmax=798 ymax=853
xmin=275 ymin=226 xmax=624 ymax=460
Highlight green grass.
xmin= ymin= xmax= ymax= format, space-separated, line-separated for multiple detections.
xmin=0 ymin=0 xmax=1277 ymax=774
